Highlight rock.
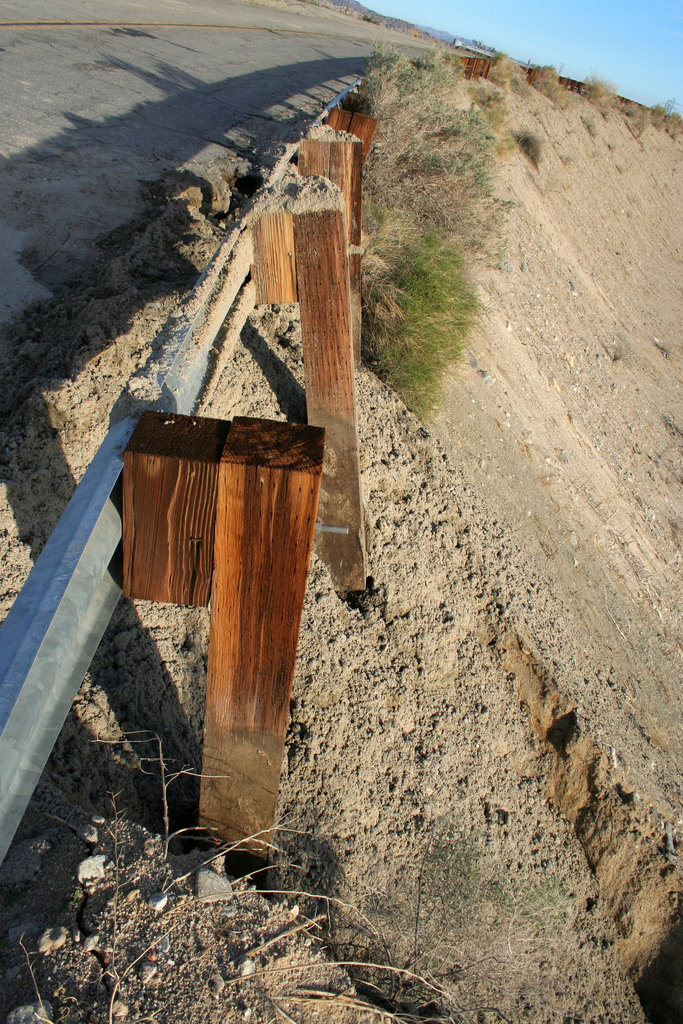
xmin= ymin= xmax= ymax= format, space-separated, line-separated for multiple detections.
xmin=208 ymin=973 xmax=225 ymax=996
xmin=37 ymin=926 xmax=67 ymax=954
xmin=82 ymin=933 xmax=100 ymax=952
xmin=6 ymin=1002 xmax=54 ymax=1024
xmin=157 ymin=934 xmax=170 ymax=954
xmin=8 ymin=920 xmax=40 ymax=945
xmin=196 ymin=867 xmax=233 ymax=902
xmin=139 ymin=962 xmax=158 ymax=986
xmin=148 ymin=892 xmax=168 ymax=912
xmin=77 ymin=854 xmax=107 ymax=883
xmin=91 ymin=815 xmax=105 ymax=825
xmin=77 ymin=823 xmax=98 ymax=844
xmin=237 ymin=956 xmax=256 ymax=977
xmin=111 ymin=1001 xmax=129 ymax=1020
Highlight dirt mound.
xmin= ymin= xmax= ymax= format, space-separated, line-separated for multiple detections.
xmin=1 ymin=71 xmax=681 ymax=1024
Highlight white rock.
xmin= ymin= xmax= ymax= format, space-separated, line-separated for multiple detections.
xmin=82 ymin=933 xmax=100 ymax=952
xmin=196 ymin=867 xmax=233 ymax=901
xmin=208 ymin=973 xmax=225 ymax=996
xmin=37 ymin=926 xmax=67 ymax=954
xmin=147 ymin=893 xmax=168 ymax=912
xmin=77 ymin=854 xmax=107 ymax=883
xmin=139 ymin=962 xmax=158 ymax=986
xmin=6 ymin=1002 xmax=53 ymax=1024
xmin=237 ymin=956 xmax=256 ymax=977
xmin=77 ymin=823 xmax=98 ymax=844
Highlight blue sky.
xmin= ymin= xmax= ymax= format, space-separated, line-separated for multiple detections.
xmin=366 ymin=0 xmax=683 ymax=108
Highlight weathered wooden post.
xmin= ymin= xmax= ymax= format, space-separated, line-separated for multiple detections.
xmin=122 ymin=411 xmax=230 ymax=606
xmin=249 ymin=174 xmax=367 ymax=593
xmin=326 ymin=107 xmax=378 ymax=164
xmin=199 ymin=417 xmax=324 ymax=857
xmin=122 ymin=412 xmax=325 ymax=859
xmin=299 ymin=126 xmax=363 ymax=363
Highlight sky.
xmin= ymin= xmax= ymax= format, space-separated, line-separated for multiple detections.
xmin=365 ymin=0 xmax=683 ymax=108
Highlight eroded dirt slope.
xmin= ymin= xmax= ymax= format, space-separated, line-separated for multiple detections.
xmin=1 ymin=66 xmax=681 ymax=1024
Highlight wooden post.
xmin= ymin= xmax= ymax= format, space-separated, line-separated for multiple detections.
xmin=292 ymin=195 xmax=367 ymax=593
xmin=249 ymin=176 xmax=367 ymax=593
xmin=326 ymin=107 xmax=378 ymax=164
xmin=250 ymin=211 xmax=297 ymax=304
xmin=199 ymin=417 xmax=324 ymax=856
xmin=122 ymin=411 xmax=230 ymax=606
xmin=299 ymin=128 xmax=363 ymax=363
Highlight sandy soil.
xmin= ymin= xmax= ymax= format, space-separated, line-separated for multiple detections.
xmin=1 ymin=35 xmax=681 ymax=1024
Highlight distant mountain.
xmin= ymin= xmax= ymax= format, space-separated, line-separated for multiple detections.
xmin=418 ymin=25 xmax=456 ymax=44
xmin=321 ymin=0 xmax=428 ymax=36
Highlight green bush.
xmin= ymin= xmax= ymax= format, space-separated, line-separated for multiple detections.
xmin=362 ymin=207 xmax=479 ymax=417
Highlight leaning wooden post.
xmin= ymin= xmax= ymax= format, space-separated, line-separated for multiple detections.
xmin=299 ymin=126 xmax=363 ymax=363
xmin=199 ymin=417 xmax=324 ymax=857
xmin=326 ymin=107 xmax=378 ymax=164
xmin=248 ymin=174 xmax=367 ymax=593
xmin=122 ymin=411 xmax=230 ymax=606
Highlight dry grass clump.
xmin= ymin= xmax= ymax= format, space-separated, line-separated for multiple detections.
xmin=532 ymin=66 xmax=570 ymax=108
xmin=585 ymin=74 xmax=616 ymax=115
xmin=332 ymin=822 xmax=575 ymax=1022
xmin=362 ymin=206 xmax=479 ymax=417
xmin=489 ymin=52 xmax=528 ymax=94
xmin=664 ymin=111 xmax=683 ymax=138
xmin=623 ymin=101 xmax=651 ymax=139
xmin=513 ymin=129 xmax=544 ymax=168
xmin=650 ymin=104 xmax=668 ymax=129
xmin=356 ymin=46 xmax=504 ymax=415
xmin=472 ymin=82 xmax=509 ymax=131
xmin=361 ymin=46 xmax=502 ymax=259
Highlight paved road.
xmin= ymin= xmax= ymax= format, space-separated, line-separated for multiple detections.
xmin=0 ymin=0 xmax=426 ymax=324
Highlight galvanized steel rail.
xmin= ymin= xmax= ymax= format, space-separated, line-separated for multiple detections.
xmin=0 ymin=75 xmax=362 ymax=865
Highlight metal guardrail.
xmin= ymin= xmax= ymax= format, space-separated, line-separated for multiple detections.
xmin=0 ymin=75 xmax=363 ymax=865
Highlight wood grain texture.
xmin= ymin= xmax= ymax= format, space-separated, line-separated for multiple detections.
xmin=122 ymin=411 xmax=230 ymax=606
xmin=199 ymin=417 xmax=324 ymax=854
xmin=250 ymin=212 xmax=297 ymax=304
xmin=298 ymin=136 xmax=363 ymax=362
xmin=298 ymin=136 xmax=362 ymax=245
xmin=293 ymin=207 xmax=366 ymax=592
xmin=327 ymin=108 xmax=378 ymax=164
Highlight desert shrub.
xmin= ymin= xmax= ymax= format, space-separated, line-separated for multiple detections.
xmin=585 ymin=74 xmax=616 ymax=115
xmin=665 ymin=111 xmax=683 ymax=138
xmin=581 ymin=114 xmax=597 ymax=137
xmin=532 ymin=65 xmax=569 ymax=108
xmin=490 ymin=52 xmax=528 ymax=94
xmin=361 ymin=46 xmax=502 ymax=259
xmin=473 ymin=82 xmax=509 ymax=131
xmin=336 ymin=821 xmax=575 ymax=1021
xmin=650 ymin=104 xmax=667 ymax=129
xmin=362 ymin=206 xmax=479 ymax=417
xmin=513 ymin=129 xmax=543 ymax=167
xmin=623 ymin=101 xmax=650 ymax=139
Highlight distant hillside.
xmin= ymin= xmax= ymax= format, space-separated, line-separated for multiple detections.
xmin=321 ymin=0 xmax=427 ymax=36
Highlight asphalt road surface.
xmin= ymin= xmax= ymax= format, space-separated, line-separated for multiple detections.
xmin=0 ymin=0 xmax=426 ymax=325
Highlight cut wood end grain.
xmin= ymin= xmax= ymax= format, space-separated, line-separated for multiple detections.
xmin=225 ymin=417 xmax=325 ymax=474
xmin=125 ymin=410 xmax=230 ymax=463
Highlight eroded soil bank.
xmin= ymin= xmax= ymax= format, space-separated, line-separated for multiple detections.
xmin=1 ymin=61 xmax=681 ymax=1024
